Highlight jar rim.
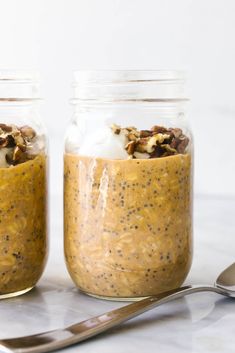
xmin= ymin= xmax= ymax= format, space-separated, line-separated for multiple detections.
xmin=72 ymin=70 xmax=188 ymax=102
xmin=0 ymin=70 xmax=39 ymax=82
xmin=0 ymin=70 xmax=40 ymax=100
xmin=73 ymin=70 xmax=186 ymax=84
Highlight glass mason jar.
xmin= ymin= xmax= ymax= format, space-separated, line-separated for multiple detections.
xmin=64 ymin=70 xmax=193 ymax=300
xmin=0 ymin=72 xmax=48 ymax=299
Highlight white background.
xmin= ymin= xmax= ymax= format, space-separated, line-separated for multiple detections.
xmin=0 ymin=4 xmax=235 ymax=349
xmin=0 ymin=0 xmax=235 ymax=197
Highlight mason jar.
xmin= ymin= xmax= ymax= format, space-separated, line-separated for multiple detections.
xmin=64 ymin=70 xmax=193 ymax=300
xmin=0 ymin=72 xmax=48 ymax=299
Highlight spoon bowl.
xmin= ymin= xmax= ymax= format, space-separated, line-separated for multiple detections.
xmin=215 ymin=262 xmax=235 ymax=296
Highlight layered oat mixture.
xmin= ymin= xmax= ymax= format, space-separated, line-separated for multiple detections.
xmin=0 ymin=124 xmax=47 ymax=296
xmin=64 ymin=124 xmax=192 ymax=298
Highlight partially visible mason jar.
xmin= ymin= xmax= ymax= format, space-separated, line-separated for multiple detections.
xmin=0 ymin=72 xmax=48 ymax=299
xmin=64 ymin=70 xmax=193 ymax=300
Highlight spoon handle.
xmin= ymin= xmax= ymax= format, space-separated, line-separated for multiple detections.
xmin=0 ymin=285 xmax=224 ymax=353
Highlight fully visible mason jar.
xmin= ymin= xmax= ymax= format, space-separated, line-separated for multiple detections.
xmin=64 ymin=70 xmax=193 ymax=300
xmin=0 ymin=72 xmax=48 ymax=299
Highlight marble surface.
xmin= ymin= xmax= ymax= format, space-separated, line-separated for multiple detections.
xmin=0 ymin=195 xmax=235 ymax=353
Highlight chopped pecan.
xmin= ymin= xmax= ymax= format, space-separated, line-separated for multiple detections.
xmin=127 ymin=133 xmax=137 ymax=141
xmin=111 ymin=124 xmax=121 ymax=135
xmin=135 ymin=138 xmax=148 ymax=153
xmin=126 ymin=126 xmax=137 ymax=131
xmin=140 ymin=130 xmax=152 ymax=138
xmin=6 ymin=135 xmax=16 ymax=148
xmin=12 ymin=146 xmax=23 ymax=161
xmin=137 ymin=134 xmax=169 ymax=153
xmin=177 ymin=137 xmax=189 ymax=153
xmin=20 ymin=126 xmax=36 ymax=140
xmin=6 ymin=146 xmax=28 ymax=165
xmin=155 ymin=133 xmax=170 ymax=144
xmin=0 ymin=124 xmax=12 ymax=132
xmin=13 ymin=134 xmax=26 ymax=152
xmin=170 ymin=128 xmax=182 ymax=139
xmin=151 ymin=125 xmax=168 ymax=134
xmin=0 ymin=135 xmax=16 ymax=148
xmin=146 ymin=135 xmax=160 ymax=153
xmin=170 ymin=137 xmax=180 ymax=149
xmin=125 ymin=140 xmax=136 ymax=155
xmin=150 ymin=145 xmax=165 ymax=158
xmin=0 ymin=137 xmax=8 ymax=148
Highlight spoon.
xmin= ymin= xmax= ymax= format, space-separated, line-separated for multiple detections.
xmin=0 ymin=262 xmax=234 ymax=353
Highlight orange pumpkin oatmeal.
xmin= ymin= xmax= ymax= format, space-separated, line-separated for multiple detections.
xmin=64 ymin=124 xmax=193 ymax=299
xmin=0 ymin=124 xmax=47 ymax=297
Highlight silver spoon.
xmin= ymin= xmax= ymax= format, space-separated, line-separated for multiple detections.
xmin=0 ymin=262 xmax=234 ymax=353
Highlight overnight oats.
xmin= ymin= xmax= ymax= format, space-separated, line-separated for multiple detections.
xmin=0 ymin=73 xmax=48 ymax=299
xmin=64 ymin=71 xmax=193 ymax=300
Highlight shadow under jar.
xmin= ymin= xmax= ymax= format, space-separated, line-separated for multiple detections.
xmin=0 ymin=72 xmax=48 ymax=299
xmin=64 ymin=70 xmax=193 ymax=300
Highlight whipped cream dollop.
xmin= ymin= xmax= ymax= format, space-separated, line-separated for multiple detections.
xmin=79 ymin=127 xmax=129 ymax=159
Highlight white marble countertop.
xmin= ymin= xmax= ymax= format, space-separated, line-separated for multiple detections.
xmin=0 ymin=195 xmax=235 ymax=353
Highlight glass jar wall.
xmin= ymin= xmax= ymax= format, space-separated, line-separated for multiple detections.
xmin=0 ymin=72 xmax=48 ymax=299
xmin=64 ymin=71 xmax=193 ymax=300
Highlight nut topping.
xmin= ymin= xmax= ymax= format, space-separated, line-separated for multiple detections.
xmin=0 ymin=123 xmax=37 ymax=167
xmin=170 ymin=128 xmax=182 ymax=139
xmin=0 ymin=123 xmax=12 ymax=133
xmin=111 ymin=124 xmax=121 ymax=135
xmin=13 ymin=146 xmax=23 ymax=162
xmin=140 ymin=130 xmax=152 ymax=138
xmin=125 ymin=140 xmax=136 ymax=155
xmin=110 ymin=124 xmax=189 ymax=159
xmin=177 ymin=137 xmax=189 ymax=154
xmin=20 ymin=126 xmax=36 ymax=140
xmin=151 ymin=125 xmax=168 ymax=134
xmin=0 ymin=137 xmax=8 ymax=148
